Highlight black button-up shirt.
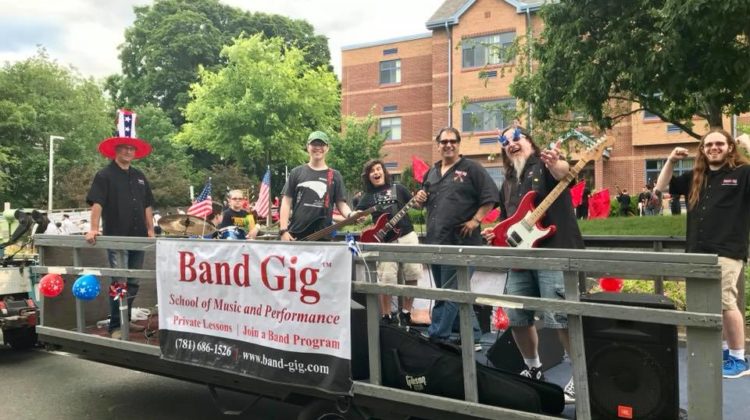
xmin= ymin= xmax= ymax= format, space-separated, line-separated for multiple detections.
xmin=499 ymin=155 xmax=584 ymax=249
xmin=670 ymin=164 xmax=750 ymax=259
xmin=86 ymin=160 xmax=154 ymax=237
xmin=424 ymin=157 xmax=499 ymax=245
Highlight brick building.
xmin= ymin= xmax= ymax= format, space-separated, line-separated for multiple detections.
xmin=341 ymin=0 xmax=748 ymax=193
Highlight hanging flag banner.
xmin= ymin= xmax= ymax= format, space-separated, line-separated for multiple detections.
xmin=156 ymin=240 xmax=353 ymax=395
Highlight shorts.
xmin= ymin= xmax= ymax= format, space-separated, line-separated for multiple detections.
xmin=377 ymin=231 xmax=423 ymax=285
xmin=719 ymin=256 xmax=745 ymax=311
xmin=504 ymin=269 xmax=567 ymax=329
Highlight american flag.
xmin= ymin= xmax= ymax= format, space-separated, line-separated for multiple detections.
xmin=255 ymin=169 xmax=271 ymax=218
xmin=188 ymin=179 xmax=213 ymax=219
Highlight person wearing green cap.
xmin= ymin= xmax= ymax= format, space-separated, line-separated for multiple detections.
xmin=279 ymin=130 xmax=356 ymax=240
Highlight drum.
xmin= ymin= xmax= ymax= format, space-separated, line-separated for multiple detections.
xmin=217 ymin=226 xmax=247 ymax=240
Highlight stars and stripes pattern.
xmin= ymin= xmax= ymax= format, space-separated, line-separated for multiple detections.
xmin=188 ymin=179 xmax=213 ymax=219
xmin=255 ymin=169 xmax=271 ymax=218
xmin=117 ymin=109 xmax=137 ymax=138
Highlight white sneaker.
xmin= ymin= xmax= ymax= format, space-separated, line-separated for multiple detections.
xmin=564 ymin=377 xmax=575 ymax=404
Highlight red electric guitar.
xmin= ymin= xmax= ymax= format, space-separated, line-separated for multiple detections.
xmin=360 ymin=195 xmax=421 ymax=243
xmin=491 ymin=135 xmax=613 ymax=248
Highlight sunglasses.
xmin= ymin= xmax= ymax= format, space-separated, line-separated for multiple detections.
xmin=439 ymin=139 xmax=459 ymax=146
xmin=498 ymin=128 xmax=522 ymax=147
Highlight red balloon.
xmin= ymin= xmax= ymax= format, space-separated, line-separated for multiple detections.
xmin=39 ymin=273 xmax=65 ymax=298
xmin=599 ymin=277 xmax=624 ymax=292
xmin=493 ymin=307 xmax=510 ymax=330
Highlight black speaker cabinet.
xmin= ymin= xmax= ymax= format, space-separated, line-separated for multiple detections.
xmin=581 ymin=292 xmax=679 ymax=420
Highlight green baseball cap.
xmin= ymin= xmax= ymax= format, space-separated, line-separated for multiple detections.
xmin=307 ymin=130 xmax=330 ymax=145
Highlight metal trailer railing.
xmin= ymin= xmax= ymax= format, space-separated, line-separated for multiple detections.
xmin=32 ymin=235 xmax=722 ymax=420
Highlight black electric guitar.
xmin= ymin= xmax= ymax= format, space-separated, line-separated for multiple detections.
xmin=289 ymin=198 xmax=393 ymax=241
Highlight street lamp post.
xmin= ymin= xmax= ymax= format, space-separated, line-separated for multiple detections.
xmin=48 ymin=135 xmax=65 ymax=214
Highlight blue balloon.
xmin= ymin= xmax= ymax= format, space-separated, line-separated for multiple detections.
xmin=72 ymin=274 xmax=101 ymax=301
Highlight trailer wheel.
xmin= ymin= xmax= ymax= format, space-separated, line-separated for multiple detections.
xmin=3 ymin=327 xmax=37 ymax=350
xmin=297 ymin=399 xmax=366 ymax=420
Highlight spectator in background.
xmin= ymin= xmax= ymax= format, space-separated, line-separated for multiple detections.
xmin=646 ymin=186 xmax=663 ymax=215
xmin=576 ymin=188 xmax=590 ymax=220
xmin=637 ymin=186 xmax=651 ymax=216
xmin=670 ymin=194 xmax=682 ymax=215
xmin=616 ymin=186 xmax=631 ymax=216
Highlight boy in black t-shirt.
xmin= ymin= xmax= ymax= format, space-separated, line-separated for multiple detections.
xmin=219 ymin=189 xmax=258 ymax=239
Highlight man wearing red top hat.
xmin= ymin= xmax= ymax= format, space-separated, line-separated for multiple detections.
xmin=85 ymin=109 xmax=155 ymax=339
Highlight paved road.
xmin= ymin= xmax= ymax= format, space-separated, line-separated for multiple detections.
xmin=1 ymin=345 xmax=300 ymax=419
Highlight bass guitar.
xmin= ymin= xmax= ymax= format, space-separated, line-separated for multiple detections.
xmin=491 ymin=135 xmax=613 ymax=248
xmin=297 ymin=202 xmax=389 ymax=242
xmin=360 ymin=195 xmax=421 ymax=243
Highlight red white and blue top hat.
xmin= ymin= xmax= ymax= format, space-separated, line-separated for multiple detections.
xmin=98 ymin=109 xmax=152 ymax=159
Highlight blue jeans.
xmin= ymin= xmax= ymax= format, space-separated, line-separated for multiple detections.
xmin=505 ymin=269 xmax=567 ymax=328
xmin=427 ymin=264 xmax=481 ymax=341
xmin=107 ymin=249 xmax=145 ymax=332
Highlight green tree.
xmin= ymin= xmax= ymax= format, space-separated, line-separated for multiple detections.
xmin=328 ymin=113 xmax=387 ymax=194
xmin=110 ymin=0 xmax=332 ymax=125
xmin=512 ymin=0 xmax=750 ymax=138
xmin=176 ymin=34 xmax=339 ymax=181
xmin=0 ymin=51 xmax=111 ymax=208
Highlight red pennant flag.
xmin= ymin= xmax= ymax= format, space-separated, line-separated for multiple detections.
xmin=570 ymin=180 xmax=586 ymax=208
xmin=588 ymin=188 xmax=611 ymax=219
xmin=411 ymin=156 xmax=430 ymax=184
xmin=482 ymin=207 xmax=500 ymax=223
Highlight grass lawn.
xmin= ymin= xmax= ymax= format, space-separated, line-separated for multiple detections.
xmin=578 ymin=214 xmax=686 ymax=236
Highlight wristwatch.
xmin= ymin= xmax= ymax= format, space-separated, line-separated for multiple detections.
xmin=279 ymin=228 xmax=288 ymax=235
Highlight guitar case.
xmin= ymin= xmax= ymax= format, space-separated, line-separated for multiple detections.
xmin=379 ymin=324 xmax=564 ymax=415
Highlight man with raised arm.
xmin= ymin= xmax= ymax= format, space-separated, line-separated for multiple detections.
xmin=655 ymin=129 xmax=750 ymax=378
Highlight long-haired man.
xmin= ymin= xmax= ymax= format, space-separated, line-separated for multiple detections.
xmin=656 ymin=129 xmax=750 ymax=378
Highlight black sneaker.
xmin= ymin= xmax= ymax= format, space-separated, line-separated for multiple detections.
xmin=381 ymin=314 xmax=398 ymax=325
xmin=520 ymin=366 xmax=545 ymax=381
xmin=398 ymin=311 xmax=413 ymax=326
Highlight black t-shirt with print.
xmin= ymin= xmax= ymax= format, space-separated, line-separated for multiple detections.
xmin=281 ymin=164 xmax=346 ymax=236
xmin=357 ymin=183 xmax=415 ymax=242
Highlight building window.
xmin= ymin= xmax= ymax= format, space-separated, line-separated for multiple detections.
xmin=462 ymin=32 xmax=515 ymax=68
xmin=479 ymin=137 xmax=497 ymax=145
xmin=380 ymin=117 xmax=402 ymax=140
xmin=380 ymin=59 xmax=401 ymax=84
xmin=383 ymin=105 xmax=398 ymax=112
xmin=645 ymin=158 xmax=694 ymax=185
xmin=666 ymin=124 xmax=682 ymax=133
xmin=383 ymin=48 xmax=398 ymax=55
xmin=384 ymin=162 xmax=398 ymax=169
xmin=462 ymin=99 xmax=516 ymax=133
xmin=643 ymin=110 xmax=660 ymax=120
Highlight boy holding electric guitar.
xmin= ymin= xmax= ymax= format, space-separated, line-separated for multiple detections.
xmin=357 ymin=159 xmax=423 ymax=326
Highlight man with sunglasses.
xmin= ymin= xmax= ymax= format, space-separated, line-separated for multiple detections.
xmin=483 ymin=125 xmax=582 ymax=404
xmin=414 ymin=127 xmax=498 ymax=346
xmin=279 ymin=130 xmax=355 ymax=241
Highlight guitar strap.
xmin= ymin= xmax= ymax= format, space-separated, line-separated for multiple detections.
xmin=323 ymin=168 xmax=334 ymax=220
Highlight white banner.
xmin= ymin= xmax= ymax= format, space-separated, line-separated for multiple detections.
xmin=156 ymin=239 xmax=353 ymax=393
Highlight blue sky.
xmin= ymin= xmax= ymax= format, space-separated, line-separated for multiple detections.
xmin=0 ymin=0 xmax=445 ymax=79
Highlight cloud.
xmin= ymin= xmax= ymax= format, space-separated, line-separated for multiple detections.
xmin=0 ymin=0 xmax=445 ymax=78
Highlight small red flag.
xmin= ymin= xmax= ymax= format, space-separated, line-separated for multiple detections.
xmin=570 ymin=180 xmax=586 ymax=208
xmin=482 ymin=207 xmax=500 ymax=223
xmin=411 ymin=156 xmax=430 ymax=184
xmin=588 ymin=188 xmax=611 ymax=219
